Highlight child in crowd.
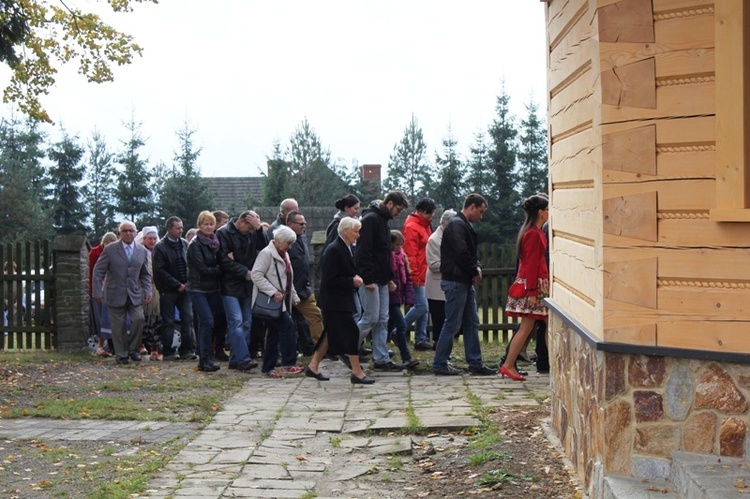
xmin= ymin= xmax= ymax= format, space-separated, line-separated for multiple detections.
xmin=388 ymin=230 xmax=420 ymax=369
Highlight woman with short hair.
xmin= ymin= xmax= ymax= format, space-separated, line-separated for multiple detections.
xmin=187 ymin=211 xmax=222 ymax=372
xmin=306 ymin=217 xmax=373 ymax=384
xmin=425 ymin=209 xmax=456 ymax=348
xmin=251 ymin=225 xmax=301 ymax=378
xmin=136 ymin=226 xmax=162 ymax=359
xmin=402 ymin=197 xmax=436 ymax=350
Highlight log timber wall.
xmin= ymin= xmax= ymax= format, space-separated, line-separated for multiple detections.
xmin=543 ymin=0 xmax=750 ymax=495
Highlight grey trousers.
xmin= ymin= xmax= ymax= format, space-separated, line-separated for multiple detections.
xmin=108 ymin=297 xmax=144 ymax=359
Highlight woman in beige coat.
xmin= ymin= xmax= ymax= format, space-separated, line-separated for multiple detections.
xmin=251 ymin=225 xmax=301 ymax=377
xmin=425 ymin=209 xmax=456 ymax=349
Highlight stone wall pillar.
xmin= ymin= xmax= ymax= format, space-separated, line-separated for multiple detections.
xmin=52 ymin=235 xmax=89 ymax=352
xmin=549 ymin=310 xmax=750 ymax=498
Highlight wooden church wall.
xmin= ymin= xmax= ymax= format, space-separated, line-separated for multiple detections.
xmin=548 ymin=0 xmax=602 ymax=336
xmin=548 ymin=0 xmax=750 ymax=354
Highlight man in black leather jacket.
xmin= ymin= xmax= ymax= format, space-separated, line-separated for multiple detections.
xmin=217 ymin=211 xmax=269 ymax=371
xmin=355 ymin=191 xmax=409 ymax=372
xmin=153 ymin=217 xmax=196 ymax=360
xmin=432 ymin=193 xmax=495 ymax=376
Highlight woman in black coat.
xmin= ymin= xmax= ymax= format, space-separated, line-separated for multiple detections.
xmin=305 ymin=217 xmax=374 ymax=384
xmin=187 ymin=211 xmax=223 ymax=372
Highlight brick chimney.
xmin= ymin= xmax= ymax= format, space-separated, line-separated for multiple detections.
xmin=359 ymin=164 xmax=382 ymax=202
xmin=360 ymin=164 xmax=381 ymax=185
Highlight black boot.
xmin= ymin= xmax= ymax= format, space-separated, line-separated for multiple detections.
xmin=199 ymin=357 xmax=220 ymax=372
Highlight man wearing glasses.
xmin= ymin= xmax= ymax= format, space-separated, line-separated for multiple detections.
xmin=355 ymin=191 xmax=410 ymax=373
xmin=287 ymin=210 xmax=323 ymax=352
xmin=92 ymin=221 xmax=152 ymax=365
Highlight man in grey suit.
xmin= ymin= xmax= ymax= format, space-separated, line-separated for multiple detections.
xmin=93 ymin=221 xmax=153 ymax=365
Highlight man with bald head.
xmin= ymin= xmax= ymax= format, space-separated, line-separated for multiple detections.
xmin=268 ymin=198 xmax=299 ymax=236
xmin=93 ymin=221 xmax=153 ymax=365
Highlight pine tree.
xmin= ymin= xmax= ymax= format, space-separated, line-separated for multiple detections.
xmin=286 ymin=118 xmax=348 ymax=206
xmin=484 ymin=86 xmax=521 ymax=244
xmin=289 ymin=118 xmax=331 ymax=175
xmin=517 ymin=99 xmax=549 ymax=199
xmin=83 ymin=129 xmax=118 ymax=239
xmin=0 ymin=117 xmax=50 ymax=242
xmin=263 ymin=140 xmax=290 ymax=207
xmin=116 ymin=115 xmax=151 ymax=227
xmin=159 ymin=122 xmax=215 ymax=228
xmin=431 ymin=124 xmax=466 ymax=211
xmin=384 ymin=113 xmax=429 ymax=204
xmin=466 ymin=130 xmax=501 ymax=242
xmin=47 ymin=129 xmax=88 ymax=235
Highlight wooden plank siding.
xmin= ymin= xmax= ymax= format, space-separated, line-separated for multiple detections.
xmin=546 ymin=0 xmax=750 ymax=353
xmin=547 ymin=0 xmax=601 ymax=338
xmin=549 ymin=128 xmax=598 ymax=185
xmin=596 ymin=1 xmax=749 ymax=354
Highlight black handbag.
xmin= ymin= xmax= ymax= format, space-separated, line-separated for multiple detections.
xmin=252 ymin=261 xmax=284 ymax=319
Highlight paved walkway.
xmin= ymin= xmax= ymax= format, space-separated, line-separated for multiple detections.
xmin=0 ymin=360 xmax=552 ymax=498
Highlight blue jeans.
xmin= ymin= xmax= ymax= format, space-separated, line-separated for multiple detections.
xmin=389 ymin=304 xmax=412 ymax=362
xmin=159 ymin=290 xmax=195 ymax=356
xmin=190 ymin=290 xmax=219 ymax=360
xmin=357 ymin=284 xmax=390 ymax=364
xmin=403 ymin=284 xmax=428 ymax=343
xmin=221 ymin=295 xmax=252 ymax=364
xmin=433 ymin=280 xmax=483 ymax=370
xmin=261 ymin=311 xmax=298 ymax=373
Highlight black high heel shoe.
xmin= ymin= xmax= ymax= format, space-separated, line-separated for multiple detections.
xmin=350 ymin=373 xmax=375 ymax=385
xmin=305 ymin=367 xmax=330 ymax=381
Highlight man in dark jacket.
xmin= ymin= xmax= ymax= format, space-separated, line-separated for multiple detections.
xmin=433 ymin=193 xmax=495 ymax=376
xmin=287 ymin=210 xmax=323 ymax=347
xmin=268 ymin=198 xmax=298 ymax=236
xmin=355 ymin=191 xmax=409 ymax=372
xmin=153 ymin=216 xmax=196 ymax=361
xmin=217 ymin=210 xmax=268 ymax=371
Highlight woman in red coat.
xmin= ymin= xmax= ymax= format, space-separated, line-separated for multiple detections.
xmin=501 ymin=195 xmax=550 ymax=381
xmin=402 ymin=197 xmax=435 ymax=350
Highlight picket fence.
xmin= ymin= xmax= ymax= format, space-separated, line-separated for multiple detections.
xmin=0 ymin=240 xmax=520 ymax=351
xmin=0 ymin=240 xmax=55 ymax=350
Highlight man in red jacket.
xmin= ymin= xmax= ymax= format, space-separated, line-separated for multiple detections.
xmin=402 ymin=197 xmax=436 ymax=350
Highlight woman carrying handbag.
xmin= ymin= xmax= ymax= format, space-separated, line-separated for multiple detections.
xmin=501 ymin=194 xmax=550 ymax=381
xmin=251 ymin=225 xmax=302 ymax=378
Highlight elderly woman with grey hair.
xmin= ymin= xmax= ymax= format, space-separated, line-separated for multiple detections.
xmin=251 ymin=225 xmax=302 ymax=378
xmin=135 ymin=226 xmax=162 ymax=359
xmin=425 ymin=209 xmax=457 ymax=349
xmin=306 ymin=216 xmax=372 ymax=384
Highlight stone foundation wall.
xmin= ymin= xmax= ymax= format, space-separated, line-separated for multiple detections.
xmin=549 ymin=313 xmax=750 ymax=497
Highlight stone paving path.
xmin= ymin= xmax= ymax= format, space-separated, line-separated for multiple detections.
xmin=0 ymin=360 xmax=552 ymax=498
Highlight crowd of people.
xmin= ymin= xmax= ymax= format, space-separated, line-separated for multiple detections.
xmin=88 ymin=191 xmax=550 ymax=383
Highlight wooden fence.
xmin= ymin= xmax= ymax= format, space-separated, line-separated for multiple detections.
xmin=0 ymin=240 xmax=519 ymax=351
xmin=0 ymin=241 xmax=55 ymax=350
xmin=474 ymin=242 xmax=519 ymax=344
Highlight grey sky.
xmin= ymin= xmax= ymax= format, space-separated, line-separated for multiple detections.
xmin=2 ymin=1 xmax=547 ymax=179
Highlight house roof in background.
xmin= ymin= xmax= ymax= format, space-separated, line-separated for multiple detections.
xmin=206 ymin=177 xmax=264 ymax=213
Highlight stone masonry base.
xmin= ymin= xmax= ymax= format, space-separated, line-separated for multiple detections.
xmin=548 ymin=313 xmax=750 ymax=498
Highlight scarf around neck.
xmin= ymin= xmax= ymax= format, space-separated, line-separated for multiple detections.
xmin=197 ymin=231 xmax=220 ymax=251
